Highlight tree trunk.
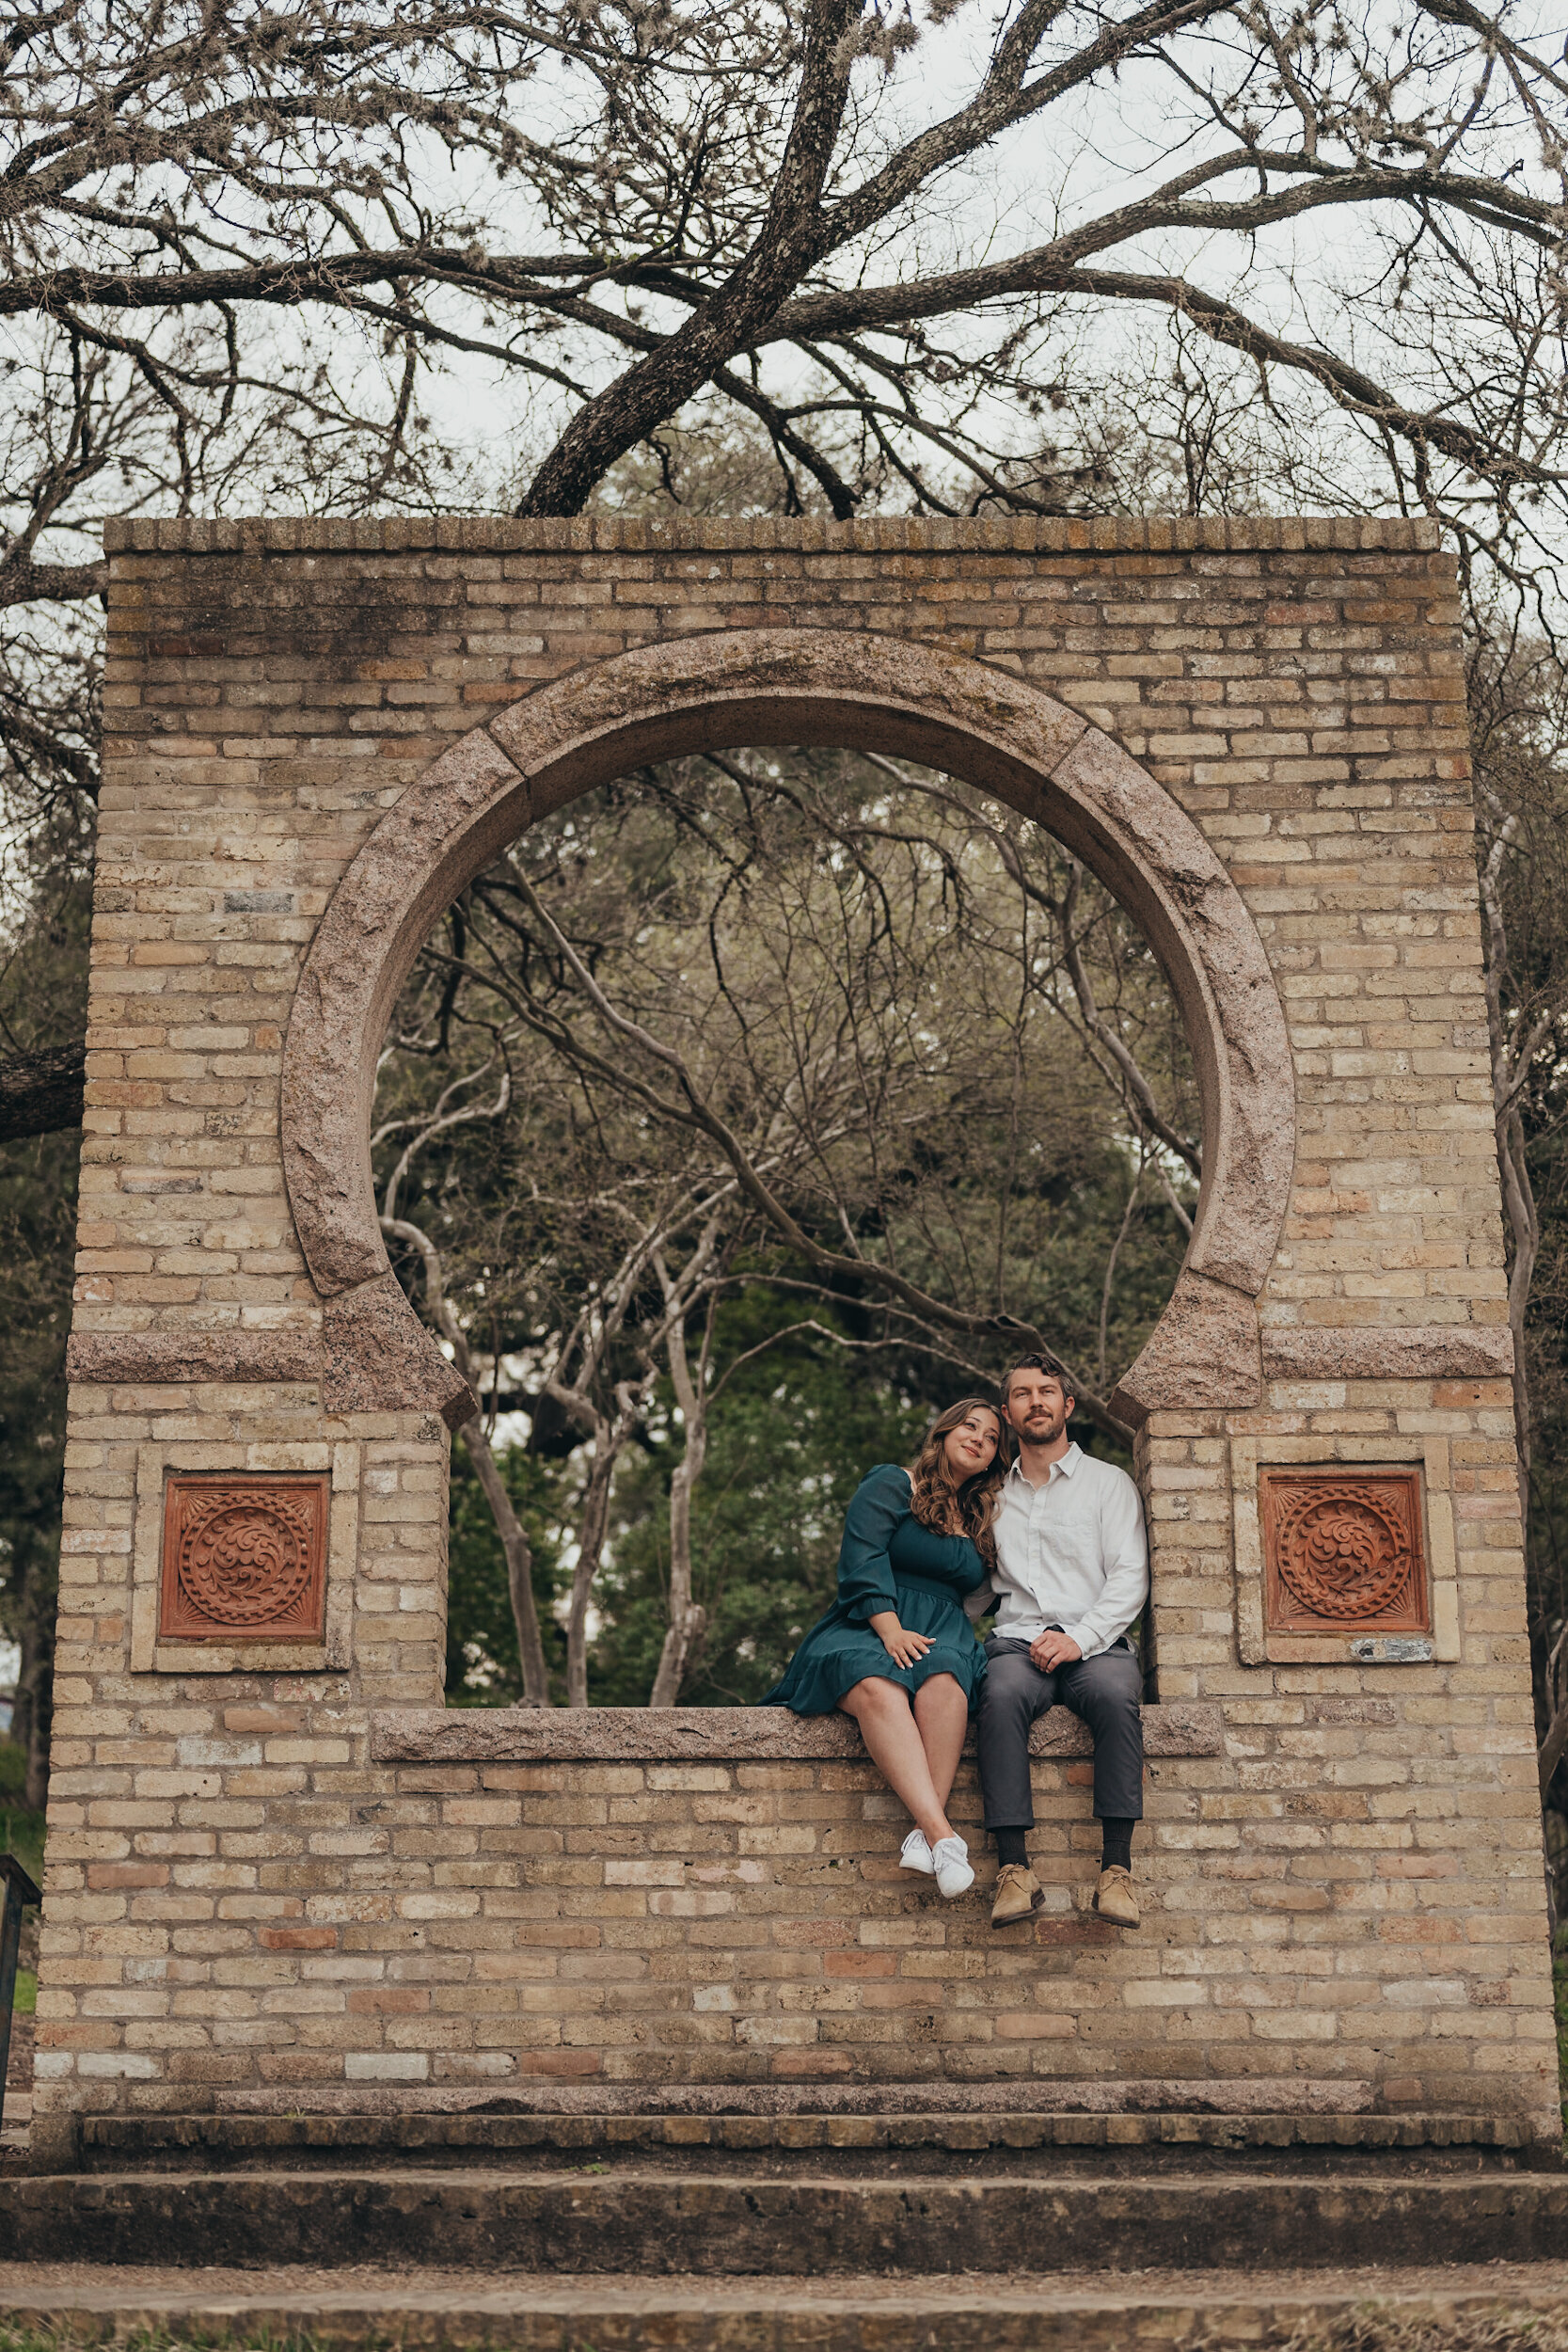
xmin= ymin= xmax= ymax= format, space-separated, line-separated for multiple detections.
xmin=649 ymin=1303 xmax=710 ymax=1708
xmin=13 ymin=1599 xmax=54 ymax=1814
xmin=1477 ymin=802 xmax=1540 ymax=1545
xmin=457 ymin=1422 xmax=552 ymax=1708
xmin=564 ymin=1434 xmax=622 ymax=1710
xmin=381 ymin=1214 xmax=556 ymax=1704
xmin=649 ymin=1420 xmax=708 ymax=1708
xmin=1498 ymin=1093 xmax=1538 ymax=1539
xmin=1475 ymin=804 xmax=1555 ymax=1822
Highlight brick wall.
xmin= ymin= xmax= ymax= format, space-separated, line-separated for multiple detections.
xmin=35 ymin=517 xmax=1555 ymax=2149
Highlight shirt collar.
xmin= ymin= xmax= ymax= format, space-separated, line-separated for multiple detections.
xmin=1006 ymin=1441 xmax=1082 ymax=1485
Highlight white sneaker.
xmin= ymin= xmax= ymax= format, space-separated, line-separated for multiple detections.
xmin=931 ymin=1836 xmax=974 ymax=1899
xmin=899 ymin=1829 xmax=935 ymax=1875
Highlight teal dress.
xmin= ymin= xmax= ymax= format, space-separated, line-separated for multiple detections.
xmin=764 ymin=1463 xmax=989 ymax=1716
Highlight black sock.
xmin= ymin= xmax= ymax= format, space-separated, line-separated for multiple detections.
xmin=1101 ymin=1818 xmax=1134 ymax=1873
xmin=995 ymin=1828 xmax=1030 ymax=1869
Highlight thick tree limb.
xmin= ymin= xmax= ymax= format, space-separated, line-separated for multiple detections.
xmin=0 ymin=555 xmax=107 ymax=609
xmin=767 ymin=263 xmax=1568 ymax=497
xmin=515 ymin=0 xmax=863 ymax=516
xmin=0 ymin=1044 xmax=86 ymax=1141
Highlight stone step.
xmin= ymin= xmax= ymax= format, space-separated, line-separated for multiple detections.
xmin=69 ymin=2107 xmax=1547 ymax=2174
xmin=7 ymin=2166 xmax=1568 ymax=2274
xmin=3 ymin=2260 xmax=1568 ymax=2350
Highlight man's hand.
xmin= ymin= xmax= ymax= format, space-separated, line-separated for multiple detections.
xmin=1029 ymin=1629 xmax=1083 ymax=1672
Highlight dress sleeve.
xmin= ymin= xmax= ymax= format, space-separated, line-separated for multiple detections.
xmin=835 ymin=1466 xmax=909 ymax=1625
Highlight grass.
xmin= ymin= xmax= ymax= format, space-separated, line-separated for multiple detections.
xmin=0 ymin=2333 xmax=467 ymax=2352
xmin=0 ymin=2333 xmax=339 ymax=2352
xmin=2 ymin=2312 xmax=1568 ymax=2352
xmin=0 ymin=1808 xmax=43 ymax=1890
xmin=1281 ymin=2318 xmax=1568 ymax=2351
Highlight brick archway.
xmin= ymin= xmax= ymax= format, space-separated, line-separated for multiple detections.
xmin=280 ymin=627 xmax=1293 ymax=1428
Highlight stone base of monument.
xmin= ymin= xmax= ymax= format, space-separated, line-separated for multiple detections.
xmin=7 ymin=2139 xmax=1568 ymax=2271
xmin=7 ymin=2106 xmax=1568 ymax=2348
xmin=3 ymin=2263 xmax=1568 ymax=2352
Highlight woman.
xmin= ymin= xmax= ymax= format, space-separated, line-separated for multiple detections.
xmin=764 ymin=1399 xmax=1004 ymax=1899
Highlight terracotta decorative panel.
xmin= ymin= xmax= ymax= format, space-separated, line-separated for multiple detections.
xmin=158 ymin=1473 xmax=329 ymax=1644
xmin=1259 ymin=1468 xmax=1429 ymax=1637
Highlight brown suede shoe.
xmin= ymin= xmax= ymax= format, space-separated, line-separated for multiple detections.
xmin=1093 ymin=1865 xmax=1140 ymax=1928
xmin=990 ymin=1864 xmax=1046 ymax=1928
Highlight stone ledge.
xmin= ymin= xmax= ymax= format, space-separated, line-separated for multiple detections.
xmin=72 ymin=2108 xmax=1544 ymax=2166
xmin=369 ymin=1703 xmax=1224 ymax=1764
xmin=47 ymin=2079 xmax=1385 ymax=2123
xmin=103 ymin=516 xmax=1444 ymax=557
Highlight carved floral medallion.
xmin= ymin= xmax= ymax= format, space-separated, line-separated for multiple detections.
xmin=159 ymin=1473 xmax=329 ymax=1643
xmin=1259 ymin=1468 xmax=1429 ymax=1637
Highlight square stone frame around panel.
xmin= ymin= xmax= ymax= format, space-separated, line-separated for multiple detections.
xmin=130 ymin=1440 xmax=361 ymax=1674
xmin=1230 ymin=1434 xmax=1458 ymax=1668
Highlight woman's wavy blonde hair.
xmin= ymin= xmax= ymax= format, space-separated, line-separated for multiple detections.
xmin=908 ymin=1397 xmax=1005 ymax=1572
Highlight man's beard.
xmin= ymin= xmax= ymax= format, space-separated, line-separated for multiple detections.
xmin=1017 ymin=1410 xmax=1065 ymax=1443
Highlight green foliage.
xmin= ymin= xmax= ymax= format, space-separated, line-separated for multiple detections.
xmin=0 ymin=1738 xmax=39 ymax=1922
xmin=0 ymin=1772 xmax=45 ymax=1893
xmin=0 ymin=864 xmax=88 ymax=1802
xmin=588 ymin=1291 xmax=931 ymax=1706
xmin=444 ymin=1443 xmax=571 ymax=1706
xmin=0 ymin=1729 xmax=43 ymax=1903
xmin=1470 ymin=641 xmax=1568 ymax=1915
xmin=372 ymin=751 xmax=1194 ymax=1706
xmin=567 ymin=1290 xmax=1138 ymax=1709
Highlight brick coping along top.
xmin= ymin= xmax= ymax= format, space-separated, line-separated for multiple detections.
xmin=102 ymin=513 xmax=1445 ymax=557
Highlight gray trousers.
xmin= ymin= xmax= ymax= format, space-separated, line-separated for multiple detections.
xmin=977 ymin=1635 xmax=1145 ymax=1827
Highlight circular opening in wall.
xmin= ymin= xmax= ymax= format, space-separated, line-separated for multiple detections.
xmin=370 ymin=745 xmax=1199 ymax=1708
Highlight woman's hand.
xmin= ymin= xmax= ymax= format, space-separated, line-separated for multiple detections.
xmin=870 ymin=1613 xmax=934 ymax=1670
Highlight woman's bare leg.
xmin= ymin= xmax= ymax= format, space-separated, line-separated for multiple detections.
xmin=839 ymin=1677 xmax=955 ymax=1847
xmin=912 ymin=1673 xmax=968 ymax=1812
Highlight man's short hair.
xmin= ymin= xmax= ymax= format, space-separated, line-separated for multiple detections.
xmin=1002 ymin=1353 xmax=1077 ymax=1410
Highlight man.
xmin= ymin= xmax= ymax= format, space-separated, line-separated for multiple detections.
xmin=966 ymin=1355 xmax=1148 ymax=1930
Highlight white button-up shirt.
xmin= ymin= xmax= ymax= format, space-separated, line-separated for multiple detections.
xmin=963 ymin=1444 xmax=1148 ymax=1660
